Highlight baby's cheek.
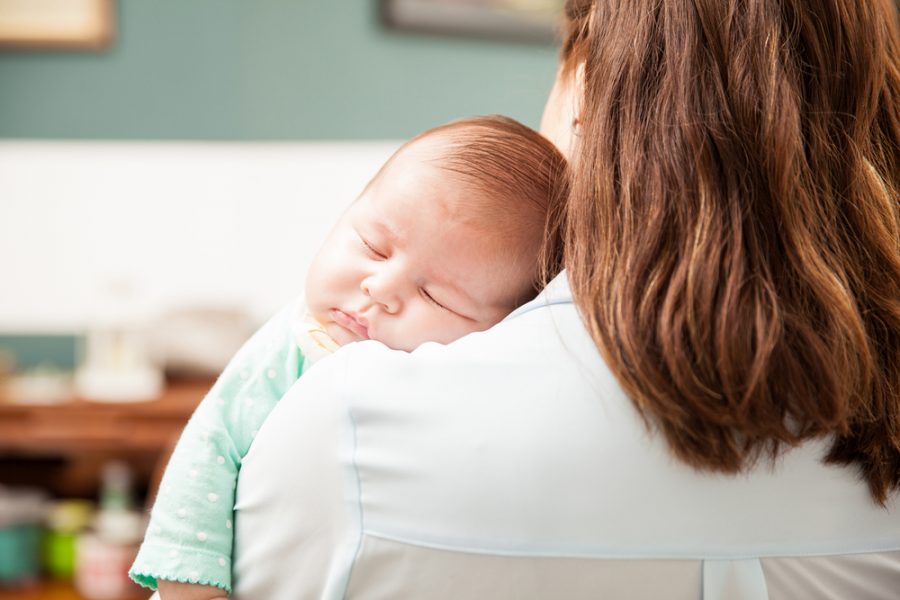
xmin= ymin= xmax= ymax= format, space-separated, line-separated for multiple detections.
xmin=370 ymin=313 xmax=431 ymax=352
xmin=304 ymin=258 xmax=330 ymax=308
xmin=375 ymin=326 xmax=419 ymax=353
xmin=374 ymin=305 xmax=487 ymax=352
xmin=420 ymin=315 xmax=486 ymax=348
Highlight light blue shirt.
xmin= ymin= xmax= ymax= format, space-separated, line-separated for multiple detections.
xmin=232 ymin=272 xmax=900 ymax=599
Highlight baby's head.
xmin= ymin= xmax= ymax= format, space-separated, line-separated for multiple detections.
xmin=306 ymin=115 xmax=567 ymax=351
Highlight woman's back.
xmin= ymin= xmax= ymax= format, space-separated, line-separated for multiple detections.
xmin=233 ymin=277 xmax=900 ymax=599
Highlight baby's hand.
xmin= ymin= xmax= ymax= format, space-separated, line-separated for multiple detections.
xmin=157 ymin=579 xmax=228 ymax=600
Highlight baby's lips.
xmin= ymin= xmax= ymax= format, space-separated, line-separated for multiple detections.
xmin=330 ymin=309 xmax=370 ymax=340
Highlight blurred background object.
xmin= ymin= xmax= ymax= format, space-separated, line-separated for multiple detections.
xmin=0 ymin=0 xmax=113 ymax=50
xmin=75 ymin=279 xmax=161 ymax=403
xmin=382 ymin=0 xmax=563 ymax=43
xmin=43 ymin=500 xmax=94 ymax=580
xmin=0 ymin=486 xmax=49 ymax=587
xmin=73 ymin=462 xmax=144 ymax=600
xmin=147 ymin=306 xmax=255 ymax=379
xmin=0 ymin=0 xmax=563 ymax=596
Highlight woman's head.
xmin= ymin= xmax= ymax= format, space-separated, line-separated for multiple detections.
xmin=306 ymin=115 xmax=568 ymax=351
xmin=550 ymin=0 xmax=900 ymax=502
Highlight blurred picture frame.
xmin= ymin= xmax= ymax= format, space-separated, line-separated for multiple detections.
xmin=380 ymin=0 xmax=563 ymax=44
xmin=0 ymin=0 xmax=114 ymax=50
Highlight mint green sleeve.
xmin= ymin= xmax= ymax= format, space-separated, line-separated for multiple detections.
xmin=129 ymin=302 xmax=306 ymax=594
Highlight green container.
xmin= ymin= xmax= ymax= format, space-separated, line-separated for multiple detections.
xmin=42 ymin=500 xmax=94 ymax=579
xmin=43 ymin=530 xmax=78 ymax=579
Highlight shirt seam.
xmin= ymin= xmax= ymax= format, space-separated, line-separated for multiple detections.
xmin=337 ymin=351 xmax=365 ymax=600
xmin=358 ymin=530 xmax=900 ymax=561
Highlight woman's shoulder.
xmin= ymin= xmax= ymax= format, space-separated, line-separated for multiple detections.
xmin=334 ymin=270 xmax=607 ymax=397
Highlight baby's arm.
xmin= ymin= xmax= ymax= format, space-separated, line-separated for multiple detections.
xmin=157 ymin=580 xmax=227 ymax=600
xmin=129 ymin=302 xmax=306 ymax=596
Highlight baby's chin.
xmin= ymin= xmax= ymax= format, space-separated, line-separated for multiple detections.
xmin=323 ymin=321 xmax=413 ymax=351
xmin=373 ymin=329 xmax=485 ymax=353
xmin=322 ymin=321 xmax=365 ymax=347
xmin=365 ymin=332 xmax=417 ymax=353
xmin=350 ymin=328 xmax=425 ymax=353
xmin=323 ymin=319 xmax=492 ymax=353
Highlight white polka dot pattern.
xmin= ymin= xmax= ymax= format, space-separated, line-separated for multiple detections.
xmin=127 ymin=301 xmax=313 ymax=595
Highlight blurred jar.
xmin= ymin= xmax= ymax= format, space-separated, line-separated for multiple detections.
xmin=74 ymin=511 xmax=145 ymax=600
xmin=74 ymin=461 xmax=146 ymax=600
xmin=42 ymin=500 xmax=94 ymax=579
xmin=0 ymin=486 xmax=48 ymax=587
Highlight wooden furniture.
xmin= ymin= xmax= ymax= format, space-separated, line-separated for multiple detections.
xmin=0 ymin=381 xmax=209 ymax=598
xmin=0 ymin=378 xmax=211 ymax=501
xmin=0 ymin=580 xmax=83 ymax=599
xmin=0 ymin=579 xmax=147 ymax=600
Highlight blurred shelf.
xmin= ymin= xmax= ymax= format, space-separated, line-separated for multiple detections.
xmin=0 ymin=378 xmax=212 ymax=499
xmin=0 ymin=379 xmax=210 ymax=455
xmin=0 ymin=580 xmax=149 ymax=599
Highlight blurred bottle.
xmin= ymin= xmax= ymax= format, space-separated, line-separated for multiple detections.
xmin=98 ymin=461 xmax=133 ymax=511
xmin=74 ymin=461 xmax=145 ymax=600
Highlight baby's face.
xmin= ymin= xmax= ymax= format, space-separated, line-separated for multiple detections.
xmin=305 ymin=142 xmax=535 ymax=352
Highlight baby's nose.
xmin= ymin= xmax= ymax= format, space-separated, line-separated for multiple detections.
xmin=361 ymin=277 xmax=400 ymax=315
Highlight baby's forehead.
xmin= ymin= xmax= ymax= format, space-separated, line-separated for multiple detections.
xmin=375 ymin=140 xmax=479 ymax=203
xmin=371 ymin=122 xmax=546 ymax=231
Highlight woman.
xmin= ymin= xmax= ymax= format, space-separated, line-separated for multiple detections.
xmin=228 ymin=0 xmax=899 ymax=598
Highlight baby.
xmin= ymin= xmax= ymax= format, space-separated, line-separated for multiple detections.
xmin=128 ymin=115 xmax=568 ymax=599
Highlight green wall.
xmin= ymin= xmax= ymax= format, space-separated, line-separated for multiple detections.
xmin=0 ymin=0 xmax=560 ymax=140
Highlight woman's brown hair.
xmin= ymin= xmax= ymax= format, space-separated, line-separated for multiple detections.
xmin=555 ymin=0 xmax=900 ymax=503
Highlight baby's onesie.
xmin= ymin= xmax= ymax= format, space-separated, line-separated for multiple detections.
xmin=128 ymin=300 xmax=338 ymax=594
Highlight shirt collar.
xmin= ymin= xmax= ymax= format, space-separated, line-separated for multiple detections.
xmin=504 ymin=270 xmax=573 ymax=322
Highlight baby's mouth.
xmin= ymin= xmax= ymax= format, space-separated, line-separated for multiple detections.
xmin=330 ymin=309 xmax=370 ymax=340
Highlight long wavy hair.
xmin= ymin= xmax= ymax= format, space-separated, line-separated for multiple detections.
xmin=553 ymin=0 xmax=900 ymax=503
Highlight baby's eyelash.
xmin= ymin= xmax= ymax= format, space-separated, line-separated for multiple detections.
xmin=359 ymin=235 xmax=386 ymax=259
xmin=421 ymin=288 xmax=450 ymax=311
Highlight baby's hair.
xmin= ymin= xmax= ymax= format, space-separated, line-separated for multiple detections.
xmin=403 ymin=115 xmax=569 ymax=301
